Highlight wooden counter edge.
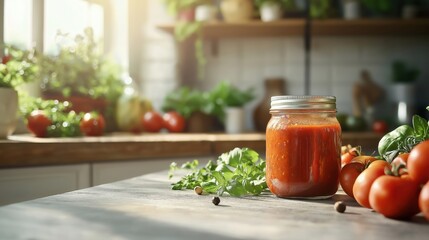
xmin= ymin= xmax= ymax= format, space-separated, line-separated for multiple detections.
xmin=0 ymin=132 xmax=382 ymax=169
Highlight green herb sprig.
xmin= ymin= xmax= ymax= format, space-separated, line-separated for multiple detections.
xmin=169 ymin=148 xmax=268 ymax=197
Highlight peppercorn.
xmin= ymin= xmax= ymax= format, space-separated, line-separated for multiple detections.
xmin=194 ymin=186 xmax=203 ymax=195
xmin=212 ymin=196 xmax=220 ymax=206
xmin=334 ymin=201 xmax=346 ymax=213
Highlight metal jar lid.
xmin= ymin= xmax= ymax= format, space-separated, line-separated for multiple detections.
xmin=270 ymin=95 xmax=336 ymax=110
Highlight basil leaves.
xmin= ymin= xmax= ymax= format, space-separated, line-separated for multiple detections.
xmin=378 ymin=107 xmax=429 ymax=162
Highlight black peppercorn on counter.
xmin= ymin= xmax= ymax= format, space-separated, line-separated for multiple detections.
xmin=0 ymin=171 xmax=427 ymax=239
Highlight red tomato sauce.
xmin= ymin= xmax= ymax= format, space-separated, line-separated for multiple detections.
xmin=266 ymin=124 xmax=341 ymax=198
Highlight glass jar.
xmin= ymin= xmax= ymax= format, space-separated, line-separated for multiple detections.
xmin=266 ymin=96 xmax=341 ymax=199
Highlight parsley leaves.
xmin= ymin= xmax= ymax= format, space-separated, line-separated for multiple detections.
xmin=169 ymin=148 xmax=268 ymax=197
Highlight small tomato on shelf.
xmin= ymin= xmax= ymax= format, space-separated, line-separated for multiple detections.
xmin=2 ymin=55 xmax=11 ymax=64
xmin=372 ymin=120 xmax=388 ymax=134
xmin=80 ymin=113 xmax=105 ymax=136
xmin=163 ymin=111 xmax=186 ymax=133
xmin=142 ymin=111 xmax=164 ymax=133
xmin=27 ymin=110 xmax=52 ymax=138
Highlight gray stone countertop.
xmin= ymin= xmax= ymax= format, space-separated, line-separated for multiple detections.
xmin=0 ymin=171 xmax=428 ymax=240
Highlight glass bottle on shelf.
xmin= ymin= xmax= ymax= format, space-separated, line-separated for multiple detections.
xmin=116 ymin=72 xmax=152 ymax=133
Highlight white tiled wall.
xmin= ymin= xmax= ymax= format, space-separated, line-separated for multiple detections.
xmin=139 ymin=1 xmax=429 ymax=130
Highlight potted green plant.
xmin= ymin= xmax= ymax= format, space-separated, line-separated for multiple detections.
xmin=310 ymin=0 xmax=334 ymax=19
xmin=39 ymin=27 xmax=124 ymax=130
xmin=362 ymin=0 xmax=399 ymax=18
xmin=402 ymin=0 xmax=419 ymax=19
xmin=342 ymin=0 xmax=361 ymax=20
xmin=208 ymin=81 xmax=254 ymax=133
xmin=254 ymin=0 xmax=294 ymax=21
xmin=220 ymin=0 xmax=255 ymax=22
xmin=391 ymin=60 xmax=420 ymax=124
xmin=0 ymin=45 xmax=38 ymax=138
xmin=162 ymin=86 xmax=221 ymax=132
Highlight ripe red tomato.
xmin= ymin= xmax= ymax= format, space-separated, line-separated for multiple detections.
xmin=369 ymin=175 xmax=420 ymax=219
xmin=341 ymin=147 xmax=360 ymax=167
xmin=2 ymin=55 xmax=11 ymax=64
xmin=163 ymin=111 xmax=186 ymax=133
xmin=27 ymin=110 xmax=52 ymax=137
xmin=80 ymin=113 xmax=105 ymax=136
xmin=372 ymin=120 xmax=388 ymax=134
xmin=407 ymin=140 xmax=429 ymax=185
xmin=419 ymin=181 xmax=429 ymax=221
xmin=353 ymin=160 xmax=390 ymax=209
xmin=142 ymin=111 xmax=164 ymax=133
xmin=339 ymin=162 xmax=365 ymax=198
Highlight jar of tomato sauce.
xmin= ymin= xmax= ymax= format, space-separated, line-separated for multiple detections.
xmin=266 ymin=96 xmax=341 ymax=199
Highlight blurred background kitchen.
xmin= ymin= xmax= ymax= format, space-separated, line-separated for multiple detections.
xmin=1 ymin=0 xmax=429 ymax=135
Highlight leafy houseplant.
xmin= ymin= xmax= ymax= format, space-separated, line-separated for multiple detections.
xmin=162 ymin=87 xmax=208 ymax=119
xmin=209 ymin=81 xmax=254 ymax=133
xmin=254 ymin=0 xmax=296 ymax=21
xmin=0 ymin=46 xmax=38 ymax=89
xmin=39 ymin=28 xmax=124 ymax=130
xmin=362 ymin=0 xmax=398 ymax=17
xmin=0 ymin=46 xmax=38 ymax=138
xmin=310 ymin=0 xmax=334 ymax=19
xmin=40 ymin=28 xmax=124 ymax=100
xmin=162 ymin=87 xmax=222 ymax=132
xmin=391 ymin=60 xmax=421 ymax=125
xmin=208 ymin=81 xmax=254 ymax=110
xmin=391 ymin=60 xmax=420 ymax=84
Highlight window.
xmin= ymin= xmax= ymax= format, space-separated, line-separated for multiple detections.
xmin=4 ymin=0 xmax=32 ymax=49
xmin=44 ymin=0 xmax=104 ymax=54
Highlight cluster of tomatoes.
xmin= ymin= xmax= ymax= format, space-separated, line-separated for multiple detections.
xmin=27 ymin=110 xmax=105 ymax=137
xmin=340 ymin=141 xmax=429 ymax=220
xmin=27 ymin=109 xmax=187 ymax=137
xmin=141 ymin=111 xmax=186 ymax=133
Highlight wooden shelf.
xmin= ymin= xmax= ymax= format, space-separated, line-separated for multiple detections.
xmin=157 ymin=18 xmax=429 ymax=38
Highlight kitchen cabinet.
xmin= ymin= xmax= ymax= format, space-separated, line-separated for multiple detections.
xmin=0 ymin=164 xmax=90 ymax=206
xmin=0 ymin=160 xmax=190 ymax=205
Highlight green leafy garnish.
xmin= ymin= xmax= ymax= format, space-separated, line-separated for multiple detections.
xmin=169 ymin=148 xmax=268 ymax=197
xmin=378 ymin=107 xmax=429 ymax=162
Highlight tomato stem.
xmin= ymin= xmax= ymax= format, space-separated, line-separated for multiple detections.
xmin=384 ymin=163 xmax=408 ymax=177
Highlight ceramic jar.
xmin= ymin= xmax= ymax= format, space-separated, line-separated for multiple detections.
xmin=260 ymin=2 xmax=283 ymax=22
xmin=220 ymin=0 xmax=254 ymax=22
